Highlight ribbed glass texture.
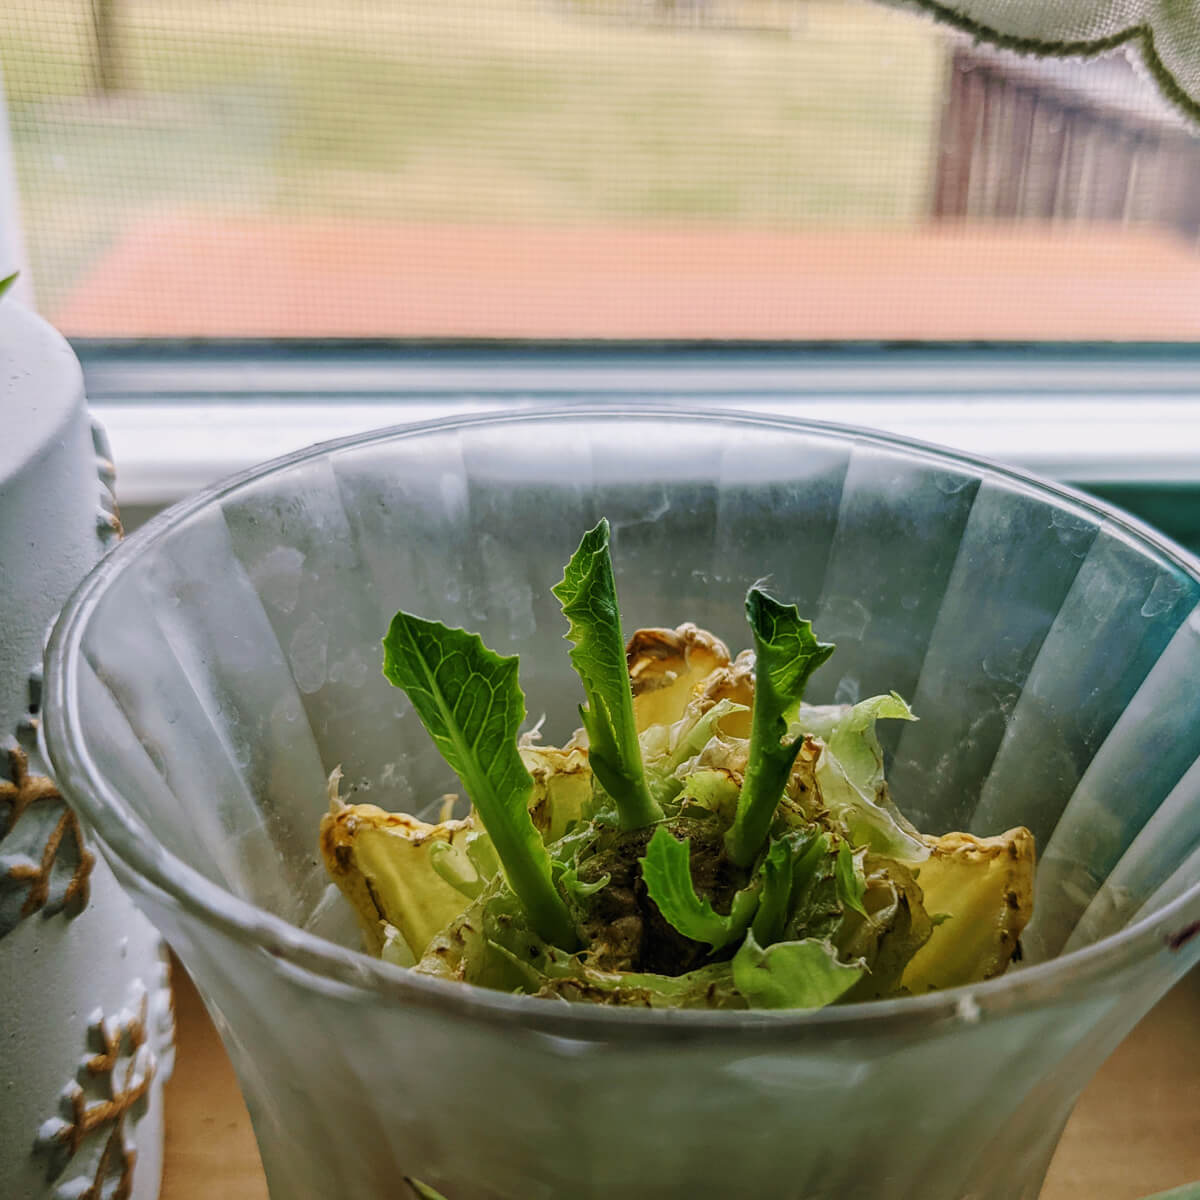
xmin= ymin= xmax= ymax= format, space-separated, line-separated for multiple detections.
xmin=44 ymin=409 xmax=1200 ymax=1199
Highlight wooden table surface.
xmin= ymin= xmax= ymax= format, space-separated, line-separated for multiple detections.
xmin=160 ymin=960 xmax=1200 ymax=1200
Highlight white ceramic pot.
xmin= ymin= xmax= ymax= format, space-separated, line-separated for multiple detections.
xmin=0 ymin=303 xmax=173 ymax=1200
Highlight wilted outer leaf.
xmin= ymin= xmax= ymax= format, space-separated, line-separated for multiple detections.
xmin=535 ymin=959 xmax=745 ymax=1009
xmin=521 ymin=741 xmax=594 ymax=842
xmin=642 ymin=696 xmax=749 ymax=809
xmin=900 ymin=826 xmax=1036 ymax=993
xmin=690 ymin=650 xmax=756 ymax=739
xmin=320 ymin=801 xmax=476 ymax=958
xmin=627 ymin=622 xmax=732 ymax=731
xmin=415 ymin=887 xmax=521 ymax=990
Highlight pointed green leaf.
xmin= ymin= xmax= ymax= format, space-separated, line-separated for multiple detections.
xmin=640 ymin=825 xmax=757 ymax=950
xmin=750 ymin=835 xmax=796 ymax=947
xmin=725 ymin=589 xmax=834 ymax=866
xmin=559 ymin=864 xmax=611 ymax=904
xmin=552 ymin=519 xmax=661 ymax=829
xmin=382 ymin=611 xmax=577 ymax=950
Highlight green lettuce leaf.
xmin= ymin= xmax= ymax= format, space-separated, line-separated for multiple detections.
xmin=791 ymin=691 xmax=914 ymax=752
xmin=792 ymin=692 xmax=914 ymax=807
xmin=465 ymin=830 xmax=501 ymax=882
xmin=0 ymin=272 xmax=17 ymax=301
xmin=725 ymin=589 xmax=834 ymax=866
xmin=749 ymin=834 xmax=796 ymax=946
xmin=558 ymin=863 xmax=611 ymax=904
xmin=428 ymin=838 xmax=486 ymax=899
xmin=418 ymin=884 xmax=745 ymax=1008
xmin=674 ymin=767 xmax=742 ymax=823
xmin=746 ymin=828 xmax=850 ymax=949
xmin=791 ymin=693 xmax=926 ymax=861
xmin=640 ymin=825 xmax=758 ymax=949
xmin=406 ymin=1179 xmax=450 ymax=1200
xmin=784 ymin=833 xmax=843 ymax=942
xmin=732 ymin=930 xmax=864 ymax=1010
xmin=382 ymin=611 xmax=578 ymax=950
xmin=552 ymin=519 xmax=661 ymax=830
xmin=488 ymin=936 xmax=745 ymax=1009
xmin=835 ymin=841 xmax=869 ymax=918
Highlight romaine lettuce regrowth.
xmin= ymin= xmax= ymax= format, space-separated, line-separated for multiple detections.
xmin=322 ymin=520 xmax=1035 ymax=1010
xmin=551 ymin=519 xmax=661 ymax=830
xmin=381 ymin=613 xmax=578 ymax=949
xmin=725 ymin=590 xmax=834 ymax=866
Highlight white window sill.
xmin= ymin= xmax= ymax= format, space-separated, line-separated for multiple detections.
xmin=78 ymin=344 xmax=1200 ymax=507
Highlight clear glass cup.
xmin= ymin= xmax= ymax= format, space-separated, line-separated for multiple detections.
xmin=43 ymin=408 xmax=1200 ymax=1200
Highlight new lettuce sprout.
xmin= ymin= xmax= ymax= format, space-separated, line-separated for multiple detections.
xmin=321 ymin=519 xmax=1035 ymax=1010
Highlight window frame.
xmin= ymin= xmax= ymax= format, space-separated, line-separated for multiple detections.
xmin=78 ymin=337 xmax=1200 ymax=557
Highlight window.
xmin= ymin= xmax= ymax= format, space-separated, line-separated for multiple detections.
xmin=8 ymin=0 xmax=1200 ymax=341
xmin=6 ymin=1 xmax=1200 ymax=533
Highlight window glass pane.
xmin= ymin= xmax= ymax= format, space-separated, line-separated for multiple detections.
xmin=7 ymin=0 xmax=1200 ymax=339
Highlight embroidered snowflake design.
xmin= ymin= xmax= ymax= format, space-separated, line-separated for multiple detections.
xmin=0 ymin=745 xmax=94 ymax=937
xmin=37 ymin=984 xmax=157 ymax=1200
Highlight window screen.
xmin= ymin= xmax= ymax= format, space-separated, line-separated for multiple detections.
xmin=7 ymin=0 xmax=1200 ymax=340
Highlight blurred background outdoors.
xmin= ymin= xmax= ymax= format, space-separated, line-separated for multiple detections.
xmin=6 ymin=0 xmax=1200 ymax=340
